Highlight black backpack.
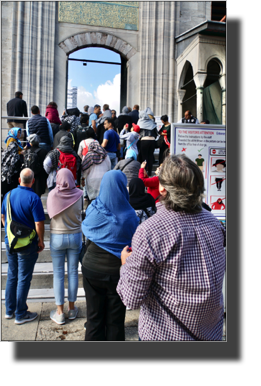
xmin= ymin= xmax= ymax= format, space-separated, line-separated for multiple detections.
xmin=24 ymin=149 xmax=41 ymax=175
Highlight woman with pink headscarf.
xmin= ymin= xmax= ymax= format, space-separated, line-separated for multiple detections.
xmin=47 ymin=168 xmax=83 ymax=325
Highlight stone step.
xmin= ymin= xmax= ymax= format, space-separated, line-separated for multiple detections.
xmin=2 ymin=225 xmax=87 ymax=242
xmin=2 ymin=287 xmax=86 ymax=301
xmin=1 ymin=262 xmax=83 ymax=290
xmin=2 ymin=239 xmax=52 ymax=263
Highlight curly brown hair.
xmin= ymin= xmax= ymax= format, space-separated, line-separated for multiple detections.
xmin=158 ymin=154 xmax=205 ymax=213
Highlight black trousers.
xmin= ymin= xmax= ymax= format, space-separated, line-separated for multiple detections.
xmin=83 ymin=274 xmax=126 ymax=341
xmin=139 ymin=140 xmax=155 ymax=176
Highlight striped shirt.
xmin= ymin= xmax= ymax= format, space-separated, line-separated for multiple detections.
xmin=117 ymin=202 xmax=226 ymax=341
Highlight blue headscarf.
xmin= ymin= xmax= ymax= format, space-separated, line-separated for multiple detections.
xmin=82 ymin=170 xmax=139 ymax=258
xmin=5 ymin=128 xmax=23 ymax=149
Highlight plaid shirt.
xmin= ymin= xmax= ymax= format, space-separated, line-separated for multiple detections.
xmin=117 ymin=202 xmax=226 ymax=341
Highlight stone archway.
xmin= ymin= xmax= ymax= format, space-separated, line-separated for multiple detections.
xmin=59 ymin=32 xmax=137 ymax=109
xmin=58 ymin=31 xmax=137 ymax=60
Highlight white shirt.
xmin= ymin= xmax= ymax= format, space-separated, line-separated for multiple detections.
xmin=77 ymin=138 xmax=97 ymax=160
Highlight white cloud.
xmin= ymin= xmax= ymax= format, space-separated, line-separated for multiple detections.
xmin=94 ymin=73 xmax=121 ymax=113
xmin=69 ymin=73 xmax=121 ymax=113
xmin=77 ymin=86 xmax=96 ymax=111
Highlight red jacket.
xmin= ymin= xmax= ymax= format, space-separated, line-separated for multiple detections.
xmin=138 ymin=168 xmax=160 ymax=203
xmin=45 ymin=105 xmax=61 ymax=124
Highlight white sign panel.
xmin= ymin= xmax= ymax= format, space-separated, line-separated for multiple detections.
xmin=172 ymin=125 xmax=226 ymax=218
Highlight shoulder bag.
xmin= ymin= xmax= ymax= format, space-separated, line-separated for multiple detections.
xmin=6 ymin=192 xmax=36 ymax=253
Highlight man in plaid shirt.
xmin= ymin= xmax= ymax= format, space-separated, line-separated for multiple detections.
xmin=117 ymin=154 xmax=226 ymax=341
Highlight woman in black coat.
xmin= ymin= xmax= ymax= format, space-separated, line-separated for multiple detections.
xmin=26 ymin=134 xmax=48 ymax=197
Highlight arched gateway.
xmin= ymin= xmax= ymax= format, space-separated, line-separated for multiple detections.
xmin=59 ymin=32 xmax=137 ymax=110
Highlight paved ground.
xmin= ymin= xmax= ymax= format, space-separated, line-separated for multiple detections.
xmin=1 ymin=301 xmax=140 ymax=341
xmin=1 ymin=301 xmax=226 ymax=341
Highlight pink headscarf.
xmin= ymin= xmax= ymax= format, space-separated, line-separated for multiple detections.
xmin=47 ymin=168 xmax=83 ymax=219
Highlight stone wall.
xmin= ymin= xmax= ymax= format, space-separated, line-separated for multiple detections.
xmin=1 ymin=1 xmax=56 ymax=118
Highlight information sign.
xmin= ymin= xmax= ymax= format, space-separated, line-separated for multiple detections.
xmin=171 ymin=124 xmax=226 ymax=218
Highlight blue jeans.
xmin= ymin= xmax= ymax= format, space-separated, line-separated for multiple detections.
xmin=107 ymin=152 xmax=117 ymax=169
xmin=5 ymin=242 xmax=38 ymax=320
xmin=50 ymin=233 xmax=82 ymax=305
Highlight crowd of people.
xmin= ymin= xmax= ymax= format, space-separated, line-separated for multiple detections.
xmin=1 ymin=92 xmax=225 ymax=341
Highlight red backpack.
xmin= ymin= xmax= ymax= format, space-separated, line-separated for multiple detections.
xmin=57 ymin=150 xmax=77 ymax=180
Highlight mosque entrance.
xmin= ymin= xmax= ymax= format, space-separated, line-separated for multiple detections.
xmin=65 ymin=46 xmax=127 ymax=114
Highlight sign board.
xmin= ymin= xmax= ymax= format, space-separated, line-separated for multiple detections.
xmin=170 ymin=124 xmax=226 ymax=218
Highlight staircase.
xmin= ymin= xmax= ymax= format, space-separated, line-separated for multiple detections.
xmin=1 ymin=150 xmax=160 ymax=303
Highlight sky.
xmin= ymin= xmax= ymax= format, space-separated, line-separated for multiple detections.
xmin=68 ymin=47 xmax=121 ymax=113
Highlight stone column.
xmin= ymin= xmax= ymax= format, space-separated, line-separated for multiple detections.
xmin=177 ymin=89 xmax=186 ymax=121
xmin=194 ymin=73 xmax=207 ymax=123
xmin=140 ymin=2 xmax=176 ymax=117
xmin=196 ymin=87 xmax=204 ymax=123
xmin=219 ymin=74 xmax=226 ymax=125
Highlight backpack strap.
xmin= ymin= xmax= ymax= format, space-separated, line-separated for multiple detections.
xmin=6 ymin=192 xmax=12 ymax=224
xmin=125 ymin=138 xmax=138 ymax=151
xmin=35 ymin=147 xmax=42 ymax=155
xmin=120 ymin=158 xmax=134 ymax=172
xmin=6 ymin=192 xmax=18 ymax=253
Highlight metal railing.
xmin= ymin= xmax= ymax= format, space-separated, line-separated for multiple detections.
xmin=1 ymin=116 xmax=30 ymax=145
xmin=1 ymin=116 xmax=29 ymax=120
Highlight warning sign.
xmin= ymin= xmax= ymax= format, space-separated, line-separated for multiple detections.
xmin=171 ymin=125 xmax=226 ymax=218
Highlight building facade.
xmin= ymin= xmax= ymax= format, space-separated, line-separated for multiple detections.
xmin=1 ymin=1 xmax=226 ymax=125
xmin=67 ymin=86 xmax=78 ymax=109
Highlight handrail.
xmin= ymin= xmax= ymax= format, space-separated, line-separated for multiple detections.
xmin=1 ymin=116 xmax=28 ymax=143
xmin=2 ymin=128 xmax=26 ymax=131
xmin=1 ymin=116 xmax=29 ymax=120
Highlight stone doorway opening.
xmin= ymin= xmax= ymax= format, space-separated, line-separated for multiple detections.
xmin=66 ymin=47 xmax=127 ymax=113
xmin=59 ymin=31 xmax=137 ymax=114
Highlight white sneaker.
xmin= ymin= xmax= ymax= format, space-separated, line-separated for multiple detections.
xmin=68 ymin=306 xmax=78 ymax=320
xmin=5 ymin=313 xmax=15 ymax=319
xmin=50 ymin=310 xmax=65 ymax=325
